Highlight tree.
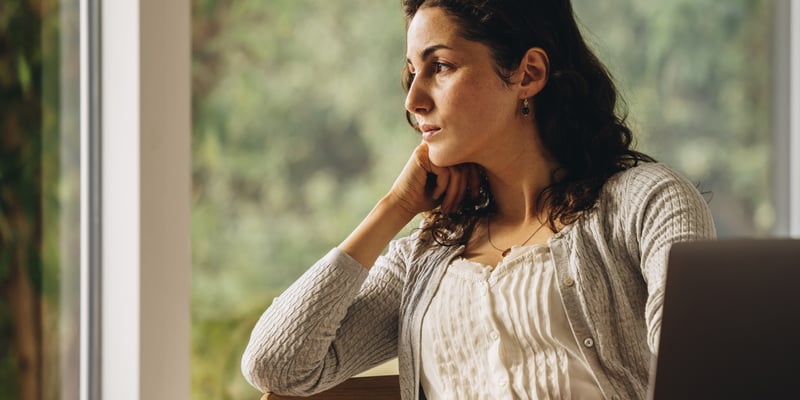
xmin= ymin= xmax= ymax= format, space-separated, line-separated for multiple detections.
xmin=1 ymin=1 xmax=79 ymax=398
xmin=1 ymin=1 xmax=46 ymax=398
xmin=573 ymin=0 xmax=773 ymax=234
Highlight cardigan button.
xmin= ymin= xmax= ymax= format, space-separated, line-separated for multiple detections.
xmin=563 ymin=277 xmax=575 ymax=287
xmin=583 ymin=337 xmax=595 ymax=348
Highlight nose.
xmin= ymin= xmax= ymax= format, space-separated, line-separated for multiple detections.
xmin=404 ymin=78 xmax=433 ymax=117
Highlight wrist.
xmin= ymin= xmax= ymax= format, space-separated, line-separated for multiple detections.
xmin=338 ymin=195 xmax=417 ymax=269
xmin=378 ymin=192 xmax=419 ymax=224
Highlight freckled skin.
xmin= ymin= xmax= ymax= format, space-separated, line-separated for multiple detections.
xmin=405 ymin=7 xmax=523 ymax=169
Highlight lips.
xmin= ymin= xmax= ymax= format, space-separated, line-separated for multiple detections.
xmin=419 ymin=123 xmax=441 ymax=140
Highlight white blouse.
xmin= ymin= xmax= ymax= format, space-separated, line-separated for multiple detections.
xmin=420 ymin=244 xmax=604 ymax=399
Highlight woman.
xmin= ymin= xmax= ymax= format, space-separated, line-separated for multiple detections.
xmin=242 ymin=0 xmax=716 ymax=399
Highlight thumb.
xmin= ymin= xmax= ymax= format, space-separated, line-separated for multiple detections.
xmin=414 ymin=143 xmax=451 ymax=200
xmin=415 ymin=142 xmax=448 ymax=176
xmin=414 ymin=142 xmax=432 ymax=173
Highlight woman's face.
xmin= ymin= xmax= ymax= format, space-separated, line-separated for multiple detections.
xmin=405 ymin=6 xmax=522 ymax=167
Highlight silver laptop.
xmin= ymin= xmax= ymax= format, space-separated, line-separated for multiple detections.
xmin=648 ymin=239 xmax=800 ymax=399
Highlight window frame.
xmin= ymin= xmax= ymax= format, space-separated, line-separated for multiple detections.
xmin=790 ymin=0 xmax=800 ymax=236
xmin=81 ymin=1 xmax=191 ymax=399
xmin=79 ymin=0 xmax=101 ymax=398
xmin=774 ymin=0 xmax=800 ymax=237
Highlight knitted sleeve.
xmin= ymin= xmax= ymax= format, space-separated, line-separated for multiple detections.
xmin=625 ymin=164 xmax=717 ymax=353
xmin=241 ymin=246 xmax=405 ymax=396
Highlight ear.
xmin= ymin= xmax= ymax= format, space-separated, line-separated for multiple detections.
xmin=516 ymin=47 xmax=550 ymax=99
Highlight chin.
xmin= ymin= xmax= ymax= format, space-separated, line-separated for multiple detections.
xmin=428 ymin=147 xmax=464 ymax=168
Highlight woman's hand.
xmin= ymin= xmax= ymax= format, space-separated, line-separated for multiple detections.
xmin=339 ymin=143 xmax=480 ymax=269
xmin=387 ymin=142 xmax=480 ymax=216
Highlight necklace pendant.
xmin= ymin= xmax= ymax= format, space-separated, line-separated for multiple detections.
xmin=501 ymin=248 xmax=511 ymax=257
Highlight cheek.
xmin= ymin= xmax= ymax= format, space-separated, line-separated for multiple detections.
xmin=455 ymin=78 xmax=514 ymax=120
xmin=456 ymin=92 xmax=513 ymax=134
xmin=445 ymin=87 xmax=499 ymax=124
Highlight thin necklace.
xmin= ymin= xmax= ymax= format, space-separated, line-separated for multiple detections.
xmin=486 ymin=216 xmax=547 ymax=257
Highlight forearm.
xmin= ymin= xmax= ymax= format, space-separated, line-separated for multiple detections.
xmin=339 ymin=194 xmax=417 ymax=269
xmin=241 ymin=249 xmax=370 ymax=394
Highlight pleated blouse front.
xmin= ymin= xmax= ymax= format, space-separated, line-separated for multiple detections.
xmin=420 ymin=245 xmax=604 ymax=399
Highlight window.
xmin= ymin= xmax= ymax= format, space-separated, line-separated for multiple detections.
xmin=3 ymin=1 xmax=193 ymax=398
xmin=0 ymin=1 xmax=81 ymax=398
xmin=189 ymin=0 xmax=793 ymax=399
xmin=6 ymin=0 xmax=790 ymax=398
xmin=0 ymin=0 xmax=788 ymax=399
xmin=7 ymin=0 xmax=786 ymax=397
xmin=191 ymin=2 xmax=410 ymax=397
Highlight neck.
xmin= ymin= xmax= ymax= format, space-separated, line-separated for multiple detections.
xmin=483 ymin=148 xmax=558 ymax=223
xmin=486 ymin=214 xmax=547 ymax=257
xmin=476 ymin=119 xmax=559 ymax=222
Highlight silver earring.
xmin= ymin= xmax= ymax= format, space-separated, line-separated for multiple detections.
xmin=522 ymin=98 xmax=531 ymax=116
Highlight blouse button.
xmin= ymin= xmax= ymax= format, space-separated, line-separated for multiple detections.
xmin=496 ymin=375 xmax=508 ymax=387
xmin=583 ymin=337 xmax=595 ymax=348
xmin=563 ymin=277 xmax=575 ymax=287
xmin=489 ymin=331 xmax=500 ymax=340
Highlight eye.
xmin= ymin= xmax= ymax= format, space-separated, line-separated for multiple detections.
xmin=433 ymin=61 xmax=450 ymax=73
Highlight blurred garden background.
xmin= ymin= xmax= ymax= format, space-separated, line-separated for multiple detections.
xmin=0 ymin=0 xmax=776 ymax=398
xmin=189 ymin=0 xmax=773 ymax=398
xmin=1 ymin=1 xmax=80 ymax=399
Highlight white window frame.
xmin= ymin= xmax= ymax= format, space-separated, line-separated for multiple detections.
xmin=790 ymin=0 xmax=800 ymax=236
xmin=81 ymin=0 xmax=190 ymax=399
xmin=774 ymin=0 xmax=800 ymax=237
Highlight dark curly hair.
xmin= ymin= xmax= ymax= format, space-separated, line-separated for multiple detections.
xmin=402 ymin=0 xmax=655 ymax=246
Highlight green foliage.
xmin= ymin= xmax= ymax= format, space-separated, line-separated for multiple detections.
xmin=1 ymin=0 xmax=80 ymax=397
xmin=0 ymin=299 xmax=20 ymax=400
xmin=15 ymin=55 xmax=32 ymax=96
xmin=0 ymin=1 xmax=45 ymax=395
xmin=191 ymin=0 xmax=413 ymax=397
xmin=191 ymin=0 xmax=775 ymax=398
xmin=573 ymin=0 xmax=773 ymax=233
xmin=191 ymin=293 xmax=281 ymax=400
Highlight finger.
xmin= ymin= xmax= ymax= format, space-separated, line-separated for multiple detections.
xmin=442 ymin=167 xmax=466 ymax=213
xmin=453 ymin=167 xmax=469 ymax=208
xmin=468 ymin=164 xmax=481 ymax=199
xmin=414 ymin=143 xmax=432 ymax=173
xmin=413 ymin=144 xmax=438 ymax=194
xmin=431 ymin=166 xmax=450 ymax=201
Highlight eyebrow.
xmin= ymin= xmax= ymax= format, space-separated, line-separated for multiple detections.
xmin=406 ymin=44 xmax=453 ymax=65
